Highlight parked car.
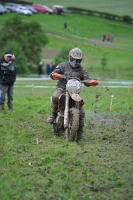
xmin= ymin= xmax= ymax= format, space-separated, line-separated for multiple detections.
xmin=24 ymin=5 xmax=38 ymax=14
xmin=0 ymin=6 xmax=5 ymax=14
xmin=5 ymin=2 xmax=21 ymax=12
xmin=32 ymin=4 xmax=53 ymax=14
xmin=53 ymin=5 xmax=66 ymax=15
xmin=15 ymin=6 xmax=32 ymax=16
xmin=0 ymin=4 xmax=9 ymax=13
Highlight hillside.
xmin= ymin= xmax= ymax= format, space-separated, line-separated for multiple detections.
xmin=23 ymin=0 xmax=133 ymax=18
xmin=0 ymin=6 xmax=133 ymax=79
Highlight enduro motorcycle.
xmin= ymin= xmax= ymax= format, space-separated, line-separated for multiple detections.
xmin=51 ymin=73 xmax=98 ymax=141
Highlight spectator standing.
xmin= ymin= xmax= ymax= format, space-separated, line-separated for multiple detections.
xmin=73 ymin=26 xmax=76 ymax=34
xmin=46 ymin=63 xmax=51 ymax=76
xmin=107 ymin=35 xmax=111 ymax=41
xmin=110 ymin=35 xmax=114 ymax=42
xmin=63 ymin=22 xmax=67 ymax=29
xmin=37 ymin=61 xmax=43 ymax=78
xmin=102 ymin=34 xmax=106 ymax=42
xmin=51 ymin=62 xmax=56 ymax=73
xmin=0 ymin=51 xmax=16 ymax=110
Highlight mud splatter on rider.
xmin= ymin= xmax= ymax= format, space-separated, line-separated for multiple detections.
xmin=47 ymin=47 xmax=98 ymax=140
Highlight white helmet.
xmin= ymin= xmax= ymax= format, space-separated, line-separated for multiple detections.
xmin=69 ymin=47 xmax=83 ymax=68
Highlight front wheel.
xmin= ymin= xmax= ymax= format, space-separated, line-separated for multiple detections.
xmin=65 ymin=107 xmax=79 ymax=141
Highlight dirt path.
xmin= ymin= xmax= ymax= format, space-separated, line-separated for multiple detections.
xmin=46 ymin=32 xmax=133 ymax=51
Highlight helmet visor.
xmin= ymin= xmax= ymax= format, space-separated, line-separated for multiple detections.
xmin=70 ymin=56 xmax=82 ymax=64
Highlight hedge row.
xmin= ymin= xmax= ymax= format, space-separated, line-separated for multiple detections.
xmin=0 ymin=0 xmax=32 ymax=5
xmin=66 ymin=7 xmax=133 ymax=24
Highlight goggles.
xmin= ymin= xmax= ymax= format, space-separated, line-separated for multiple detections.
xmin=70 ymin=57 xmax=82 ymax=64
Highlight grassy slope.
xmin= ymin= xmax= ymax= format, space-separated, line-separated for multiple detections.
xmin=0 ymin=4 xmax=133 ymax=199
xmin=0 ymin=12 xmax=133 ymax=80
xmin=0 ymin=83 xmax=133 ymax=200
xmin=23 ymin=0 xmax=133 ymax=18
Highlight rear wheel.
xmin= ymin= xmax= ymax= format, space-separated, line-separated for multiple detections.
xmin=51 ymin=114 xmax=64 ymax=136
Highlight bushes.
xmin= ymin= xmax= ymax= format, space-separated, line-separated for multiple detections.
xmin=66 ymin=7 xmax=133 ymax=24
xmin=2 ymin=0 xmax=32 ymax=5
xmin=0 ymin=15 xmax=48 ymax=74
xmin=123 ymin=15 xmax=132 ymax=24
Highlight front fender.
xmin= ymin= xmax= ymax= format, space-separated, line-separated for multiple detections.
xmin=70 ymin=93 xmax=84 ymax=110
xmin=70 ymin=93 xmax=82 ymax=102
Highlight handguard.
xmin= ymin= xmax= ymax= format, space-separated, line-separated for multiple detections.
xmin=83 ymin=79 xmax=99 ymax=87
xmin=51 ymin=73 xmax=66 ymax=80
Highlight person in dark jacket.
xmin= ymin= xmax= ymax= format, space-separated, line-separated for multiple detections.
xmin=51 ymin=62 xmax=56 ymax=73
xmin=47 ymin=47 xmax=98 ymax=140
xmin=0 ymin=51 xmax=16 ymax=110
xmin=46 ymin=63 xmax=51 ymax=76
xmin=37 ymin=61 xmax=43 ymax=78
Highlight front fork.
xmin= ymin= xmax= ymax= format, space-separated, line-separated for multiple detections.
xmin=64 ymin=91 xmax=69 ymax=129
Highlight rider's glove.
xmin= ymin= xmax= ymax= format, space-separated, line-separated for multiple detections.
xmin=51 ymin=73 xmax=66 ymax=80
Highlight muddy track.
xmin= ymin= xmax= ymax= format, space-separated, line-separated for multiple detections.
xmin=85 ymin=113 xmax=133 ymax=146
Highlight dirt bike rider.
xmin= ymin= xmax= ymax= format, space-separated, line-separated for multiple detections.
xmin=47 ymin=47 xmax=98 ymax=139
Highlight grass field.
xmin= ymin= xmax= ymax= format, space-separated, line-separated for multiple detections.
xmin=0 ymin=79 xmax=133 ymax=200
xmin=0 ymin=12 xmax=133 ymax=80
xmin=0 ymin=2 xmax=133 ymax=199
xmin=23 ymin=0 xmax=133 ymax=18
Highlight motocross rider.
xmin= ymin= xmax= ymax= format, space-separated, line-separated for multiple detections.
xmin=47 ymin=47 xmax=98 ymax=140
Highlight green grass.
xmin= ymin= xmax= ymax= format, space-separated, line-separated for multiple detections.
xmin=22 ymin=0 xmax=133 ymax=18
xmin=0 ymin=11 xmax=133 ymax=80
xmin=0 ymin=2 xmax=133 ymax=199
xmin=0 ymin=81 xmax=133 ymax=199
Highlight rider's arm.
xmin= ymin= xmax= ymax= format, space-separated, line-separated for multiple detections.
xmin=50 ymin=63 xmax=65 ymax=79
xmin=82 ymin=68 xmax=99 ymax=87
xmin=82 ymin=68 xmax=91 ymax=80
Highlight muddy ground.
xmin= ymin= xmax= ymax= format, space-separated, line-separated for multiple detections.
xmin=85 ymin=113 xmax=133 ymax=147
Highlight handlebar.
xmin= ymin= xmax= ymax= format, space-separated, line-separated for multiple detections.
xmin=51 ymin=73 xmax=99 ymax=86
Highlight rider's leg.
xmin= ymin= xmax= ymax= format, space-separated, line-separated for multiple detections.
xmin=0 ymin=84 xmax=8 ymax=111
xmin=47 ymin=88 xmax=63 ymax=123
xmin=7 ymin=85 xmax=14 ymax=110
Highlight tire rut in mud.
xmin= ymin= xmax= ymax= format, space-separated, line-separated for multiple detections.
xmin=85 ymin=113 xmax=133 ymax=146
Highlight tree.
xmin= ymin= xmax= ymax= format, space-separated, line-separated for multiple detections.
xmin=123 ymin=15 xmax=132 ymax=24
xmin=0 ymin=15 xmax=48 ymax=73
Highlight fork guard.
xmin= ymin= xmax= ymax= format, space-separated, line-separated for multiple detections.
xmin=70 ymin=93 xmax=84 ymax=109
xmin=58 ymin=92 xmax=84 ymax=110
xmin=70 ymin=93 xmax=82 ymax=102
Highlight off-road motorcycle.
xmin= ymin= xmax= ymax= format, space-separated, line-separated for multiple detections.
xmin=50 ymin=73 xmax=98 ymax=141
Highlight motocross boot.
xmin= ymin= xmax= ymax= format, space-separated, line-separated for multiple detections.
xmin=0 ymin=104 xmax=4 ymax=110
xmin=8 ymin=104 xmax=13 ymax=111
xmin=47 ymin=103 xmax=57 ymax=123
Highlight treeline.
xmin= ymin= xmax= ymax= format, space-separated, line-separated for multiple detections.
xmin=0 ymin=15 xmax=48 ymax=74
xmin=0 ymin=0 xmax=32 ymax=5
xmin=66 ymin=7 xmax=133 ymax=24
